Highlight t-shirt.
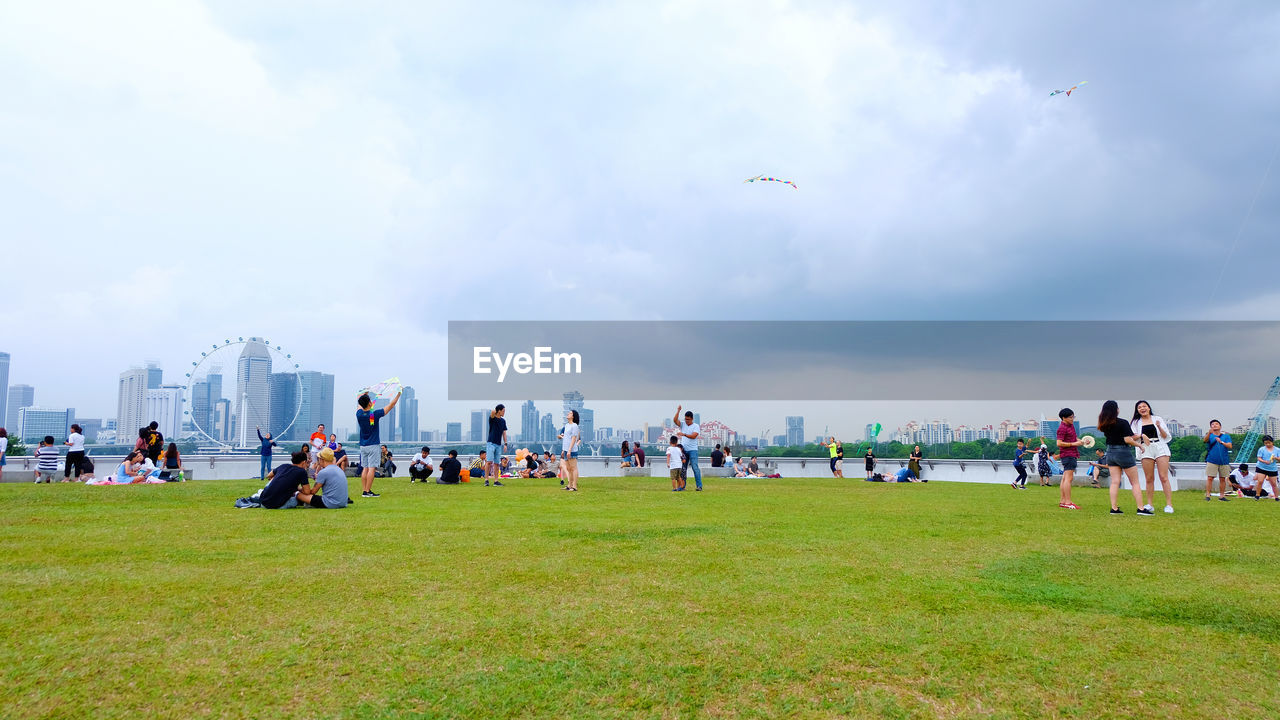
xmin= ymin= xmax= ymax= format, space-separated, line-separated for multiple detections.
xmin=710 ymin=449 xmax=724 ymax=467
xmin=525 ymin=455 xmax=538 ymax=471
xmin=1205 ymin=433 xmax=1231 ymax=465
xmin=35 ymin=446 xmax=59 ymax=471
xmin=1101 ymin=420 xmax=1133 ymax=447
xmin=411 ymin=453 xmax=433 ymax=468
xmin=666 ymin=446 xmax=682 ymax=469
xmin=441 ymin=457 xmax=462 ymax=483
xmin=470 ymin=458 xmax=484 ymax=469
xmin=633 ymin=446 xmax=645 ymax=466
xmin=828 ymin=443 xmax=839 ymax=459
xmin=561 ymin=423 xmax=580 ymax=453
xmin=146 ymin=432 xmax=164 ymax=459
xmin=679 ymin=421 xmax=700 ymax=452
xmin=260 ymin=464 xmax=307 ymax=509
xmin=487 ymin=416 xmax=507 ymax=445
xmin=310 ymin=432 xmax=327 ymax=446
xmin=334 ymin=448 xmax=347 ymax=461
xmin=67 ymin=433 xmax=85 ymax=452
xmin=1231 ymin=470 xmax=1255 ymax=489
xmin=1056 ymin=424 xmax=1079 ymax=459
xmin=1014 ymin=447 xmax=1026 ymax=466
xmin=356 ymin=408 xmax=385 ymax=447
xmin=310 ymin=437 xmax=325 ymax=451
xmin=1258 ymin=446 xmax=1279 ymax=473
xmin=313 ymin=465 xmax=348 ymax=508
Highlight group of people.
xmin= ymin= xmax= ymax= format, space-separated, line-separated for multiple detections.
xmin=6 ymin=420 xmax=188 ymax=485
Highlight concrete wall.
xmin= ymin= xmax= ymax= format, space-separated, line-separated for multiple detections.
xmin=2 ymin=453 xmax=1214 ymax=490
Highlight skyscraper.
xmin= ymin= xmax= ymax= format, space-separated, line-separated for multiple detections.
xmin=580 ymin=408 xmax=594 ymax=444
xmin=383 ymin=402 xmax=397 ymax=442
xmin=541 ymin=413 xmax=555 ymax=444
xmin=470 ymin=410 xmax=485 ymax=443
xmin=116 ymin=369 xmax=147 ymax=444
xmin=6 ymin=383 xmax=34 ymax=433
xmin=563 ymin=390 xmax=584 ymax=417
xmin=17 ymin=406 xmax=73 ymax=443
xmin=145 ymin=362 xmax=163 ymax=390
xmin=521 ymin=400 xmax=539 ymax=442
xmin=145 ymin=386 xmax=183 ymax=441
xmin=213 ymin=399 xmax=233 ymax=442
xmin=785 ymin=416 xmax=805 ymax=446
xmin=297 ymin=371 xmax=335 ymax=442
xmin=190 ymin=371 xmax=224 ymax=442
xmin=399 ymin=386 xmax=419 ymax=444
xmin=0 ymin=352 xmax=10 ymax=431
xmin=268 ymin=373 xmax=299 ymax=440
xmin=235 ymin=338 xmax=272 ymax=447
xmin=446 ymin=422 xmax=462 ymax=442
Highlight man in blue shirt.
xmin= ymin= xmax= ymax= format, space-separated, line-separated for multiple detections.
xmin=356 ymin=390 xmax=401 ymax=498
xmin=256 ymin=426 xmax=277 ymax=481
xmin=1203 ymin=420 xmax=1233 ymax=501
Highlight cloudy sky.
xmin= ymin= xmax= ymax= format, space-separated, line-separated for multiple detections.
xmin=2 ymin=0 xmax=1277 ymax=438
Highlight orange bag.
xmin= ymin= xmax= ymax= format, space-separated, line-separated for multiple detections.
xmin=460 ymin=469 xmax=471 ymax=483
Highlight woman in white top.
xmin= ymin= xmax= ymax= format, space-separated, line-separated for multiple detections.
xmin=1130 ymin=401 xmax=1174 ymax=514
xmin=64 ymin=424 xmax=87 ymax=482
xmin=557 ymin=409 xmax=581 ymax=492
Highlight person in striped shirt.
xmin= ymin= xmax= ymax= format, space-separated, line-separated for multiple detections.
xmin=34 ymin=435 xmax=60 ymax=483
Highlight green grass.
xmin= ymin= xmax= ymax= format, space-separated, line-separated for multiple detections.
xmin=2 ymin=477 xmax=1278 ymax=719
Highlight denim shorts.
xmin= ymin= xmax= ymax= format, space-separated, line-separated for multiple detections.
xmin=486 ymin=442 xmax=502 ymax=460
xmin=1105 ymin=445 xmax=1136 ymax=469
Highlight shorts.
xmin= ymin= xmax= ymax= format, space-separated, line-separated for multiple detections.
xmin=1060 ymin=457 xmax=1077 ymax=471
xmin=1105 ymin=445 xmax=1136 ymax=470
xmin=563 ymin=451 xmax=579 ymax=459
xmin=0 ymin=454 xmax=5 ymax=466
xmin=835 ymin=458 xmax=843 ymax=471
xmin=1206 ymin=463 xmax=1232 ymax=478
xmin=486 ymin=442 xmax=502 ymax=460
xmin=1259 ymin=468 xmax=1279 ymax=478
xmin=308 ymin=495 xmax=332 ymax=509
xmin=1136 ymin=440 xmax=1171 ymax=461
xmin=670 ymin=469 xmax=682 ymax=482
xmin=359 ymin=445 xmax=379 ymax=468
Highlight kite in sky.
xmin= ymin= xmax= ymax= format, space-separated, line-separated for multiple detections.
xmin=744 ymin=174 xmax=798 ymax=189
xmin=360 ymin=377 xmax=403 ymax=401
xmin=1049 ymin=81 xmax=1088 ymax=97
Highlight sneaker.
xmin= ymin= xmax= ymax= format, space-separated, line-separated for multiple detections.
xmin=1225 ymin=490 xmax=1238 ymax=497
xmin=1219 ymin=496 xmax=1230 ymax=502
xmin=1064 ymin=502 xmax=1079 ymax=510
xmin=362 ymin=491 xmax=380 ymax=498
xmin=1164 ymin=505 xmax=1174 ymax=514
xmin=1204 ymin=496 xmax=1212 ymax=502
xmin=559 ymin=479 xmax=564 ymax=485
xmin=1011 ymin=482 xmax=1019 ymax=489
xmin=1110 ymin=508 xmax=1123 ymax=514
xmin=1144 ymin=504 xmax=1154 ymax=512
xmin=695 ymin=487 xmax=703 ymax=492
xmin=484 ymin=480 xmax=490 ymax=487
xmin=493 ymin=481 xmax=503 ymax=486
xmin=1136 ymin=508 xmax=1154 ymax=516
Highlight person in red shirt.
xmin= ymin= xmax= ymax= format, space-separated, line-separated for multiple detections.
xmin=1056 ymin=408 xmax=1083 ymax=510
xmin=309 ymin=424 xmax=327 ymax=447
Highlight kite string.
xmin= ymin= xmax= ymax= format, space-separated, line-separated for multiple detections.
xmin=1208 ymin=136 xmax=1280 ymax=304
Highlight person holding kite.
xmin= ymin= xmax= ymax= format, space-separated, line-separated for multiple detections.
xmin=356 ymin=387 xmax=401 ymax=498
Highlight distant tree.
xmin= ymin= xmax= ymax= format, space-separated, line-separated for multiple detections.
xmin=1169 ymin=435 xmax=1206 ymax=463
xmin=4 ymin=438 xmax=28 ymax=456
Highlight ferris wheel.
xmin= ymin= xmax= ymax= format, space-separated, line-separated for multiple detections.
xmin=182 ymin=337 xmax=303 ymax=449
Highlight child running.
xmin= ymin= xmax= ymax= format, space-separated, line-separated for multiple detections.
xmin=667 ymin=435 xmax=685 ymax=491
xmin=1011 ymin=439 xmax=1028 ymax=489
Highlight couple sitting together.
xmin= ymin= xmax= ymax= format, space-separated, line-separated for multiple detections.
xmin=254 ymin=449 xmax=350 ymax=509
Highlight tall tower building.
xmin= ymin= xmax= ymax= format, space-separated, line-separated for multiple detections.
xmin=116 ymin=369 xmax=148 ymax=444
xmin=446 ymin=422 xmax=462 ymax=442
xmin=541 ymin=413 xmax=555 ymax=444
xmin=145 ymin=362 xmax=163 ymax=390
xmin=563 ymin=390 xmax=584 ymax=418
xmin=470 ymin=410 xmax=485 ymax=443
xmin=6 ymin=383 xmax=34 ymax=433
xmin=145 ymin=385 xmax=184 ymax=441
xmin=521 ymin=400 xmax=539 ymax=442
xmin=269 ymin=373 xmax=299 ymax=440
xmin=235 ymin=338 xmax=272 ymax=447
xmin=785 ymin=416 xmax=805 ymax=446
xmin=579 ymin=409 xmax=594 ymax=444
xmin=297 ymin=371 xmax=335 ymax=442
xmin=0 ymin=352 xmax=10 ymax=431
xmin=399 ymin=386 xmax=419 ymax=445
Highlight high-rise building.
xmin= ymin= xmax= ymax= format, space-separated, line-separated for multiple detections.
xmin=580 ymin=409 xmax=594 ymax=444
xmin=446 ymin=422 xmax=462 ymax=442
xmin=295 ymin=371 xmax=335 ymax=441
xmin=470 ymin=410 xmax=485 ymax=443
xmin=213 ymin=399 xmax=233 ymax=443
xmin=76 ymin=418 xmax=104 ymax=442
xmin=190 ymin=372 xmax=224 ymax=442
xmin=772 ymin=434 xmax=787 ymax=447
xmin=145 ymin=362 xmax=163 ymax=390
xmin=6 ymin=383 xmax=34 ymax=433
xmin=0 ymin=352 xmax=9 ymax=431
xmin=268 ymin=373 xmax=299 ymax=440
xmin=116 ymin=369 xmax=148 ymax=444
xmin=18 ymin=407 xmax=73 ymax=443
xmin=785 ymin=416 xmax=805 ymax=446
xmin=541 ymin=413 xmax=555 ymax=444
xmin=235 ymin=338 xmax=272 ymax=447
xmin=399 ymin=386 xmax=418 ymax=445
xmin=145 ymin=385 xmax=183 ymax=441
xmin=647 ymin=424 xmax=664 ymax=443
xmin=563 ymin=391 xmax=584 ymax=417
xmin=521 ymin=400 xmax=539 ymax=442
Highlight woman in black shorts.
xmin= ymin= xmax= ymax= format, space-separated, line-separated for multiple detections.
xmin=1099 ymin=400 xmax=1149 ymax=515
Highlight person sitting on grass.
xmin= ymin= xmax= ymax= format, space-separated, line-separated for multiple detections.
xmin=409 ymin=446 xmax=434 ymax=482
xmin=746 ymin=457 xmax=765 ymax=478
xmin=534 ymin=452 xmax=558 ymax=479
xmin=378 ymin=445 xmax=397 ymax=478
xmin=159 ymin=442 xmax=185 ymax=481
xmin=33 ymin=435 xmax=60 ymax=484
xmin=469 ymin=450 xmax=486 ymax=479
xmin=438 ymin=450 xmax=462 ymax=484
xmin=520 ymin=451 xmax=539 ymax=478
xmin=1230 ymin=464 xmax=1267 ymax=498
xmin=111 ymin=450 xmax=146 ymax=484
xmin=334 ymin=443 xmax=348 ymax=471
xmin=732 ymin=457 xmax=747 ymax=477
xmin=499 ymin=456 xmax=512 ymax=477
xmin=296 ymin=448 xmax=349 ymax=508
xmin=259 ymin=450 xmax=310 ymax=509
xmin=1087 ymin=448 xmax=1109 ymax=489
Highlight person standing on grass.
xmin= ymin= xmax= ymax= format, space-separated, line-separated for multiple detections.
xmin=1011 ymin=439 xmax=1029 ymax=489
xmin=909 ymin=445 xmax=923 ymax=482
xmin=256 ymin=426 xmax=277 ymax=481
xmin=485 ymin=404 xmax=507 ymax=487
xmin=666 ymin=435 xmax=685 ymax=491
xmin=1035 ymin=442 xmax=1052 ymax=486
xmin=1255 ymin=435 xmax=1280 ymax=501
xmin=1099 ymin=400 xmax=1149 ymax=515
xmin=864 ymin=447 xmax=875 ymax=478
xmin=820 ymin=437 xmax=843 ymax=478
xmin=1203 ymin=420 xmax=1233 ymax=502
xmin=558 ymin=409 xmax=581 ymax=492
xmin=674 ymin=406 xmax=702 ymax=491
xmin=1131 ymin=401 xmax=1174 ymax=514
xmin=356 ymin=389 xmax=401 ymax=498
xmin=64 ymin=424 xmax=86 ymax=482
xmin=710 ymin=443 xmax=725 ymax=468
xmin=1055 ymin=409 xmax=1082 ymax=510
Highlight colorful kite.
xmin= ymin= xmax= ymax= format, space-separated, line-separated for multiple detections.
xmin=1049 ymin=81 xmax=1088 ymax=97
xmin=360 ymin=377 xmax=403 ymax=401
xmin=744 ymin=174 xmax=798 ymax=189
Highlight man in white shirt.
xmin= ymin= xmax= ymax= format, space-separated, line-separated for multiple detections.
xmin=1230 ymin=464 xmax=1267 ymax=498
xmin=409 ymin=446 xmax=434 ymax=482
xmin=674 ymin=405 xmax=702 ymax=491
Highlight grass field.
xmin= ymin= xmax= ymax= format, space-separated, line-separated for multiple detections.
xmin=2 ymin=476 xmax=1278 ymax=719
